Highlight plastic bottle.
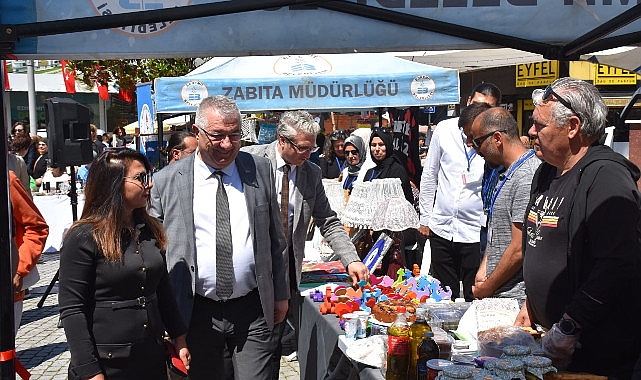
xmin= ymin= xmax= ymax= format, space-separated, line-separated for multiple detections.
xmin=417 ymin=332 xmax=440 ymax=380
xmin=409 ymin=308 xmax=432 ymax=379
xmin=386 ymin=306 xmax=410 ymax=380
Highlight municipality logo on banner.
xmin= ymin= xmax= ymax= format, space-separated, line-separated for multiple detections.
xmin=89 ymin=0 xmax=191 ymax=36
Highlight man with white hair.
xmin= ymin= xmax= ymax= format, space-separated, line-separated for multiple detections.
xmin=515 ymin=78 xmax=641 ymax=378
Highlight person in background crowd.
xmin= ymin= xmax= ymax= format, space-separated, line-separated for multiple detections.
xmin=8 ymin=153 xmax=31 ymax=197
xmin=12 ymin=123 xmax=38 ymax=175
xmin=11 ymin=134 xmax=37 ymax=177
xmin=32 ymin=138 xmax=49 ymax=182
xmin=165 ymin=130 xmax=198 ymax=164
xmin=112 ymin=126 xmax=127 ymax=147
xmin=319 ymin=129 xmax=348 ymax=179
xmin=59 ymin=149 xmax=190 ymax=380
xmin=150 ymin=96 xmax=288 ymax=380
xmin=308 ymin=133 xmax=325 ymax=166
xmin=466 ymin=107 xmax=539 ymax=304
xmin=514 ymin=78 xmax=641 ymax=378
xmin=102 ymin=133 xmax=111 ymax=147
xmin=418 ymin=82 xmax=501 ymax=301
xmin=90 ymin=124 xmax=104 ymax=158
xmin=242 ymin=111 xmax=368 ymax=379
xmin=520 ymin=135 xmax=531 ymax=147
xmin=418 ymin=134 xmax=427 ymax=161
xmin=9 ymin=170 xmax=48 ymax=334
xmin=364 ymin=128 xmax=414 ymax=204
xmin=341 ymin=135 xmax=366 ymax=195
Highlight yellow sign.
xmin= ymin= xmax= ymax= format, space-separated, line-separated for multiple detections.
xmin=594 ymin=65 xmax=638 ymax=85
xmin=515 ymin=61 xmax=559 ymax=87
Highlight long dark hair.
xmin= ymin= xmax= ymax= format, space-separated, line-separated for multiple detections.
xmin=69 ymin=149 xmax=166 ymax=262
xmin=323 ymin=129 xmax=348 ymax=161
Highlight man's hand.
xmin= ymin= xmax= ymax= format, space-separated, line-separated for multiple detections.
xmin=541 ymin=323 xmax=579 ymax=370
xmin=174 ymin=334 xmax=191 ymax=371
xmin=418 ymin=225 xmax=430 ymax=238
xmin=13 ymin=274 xmax=23 ymax=293
xmin=274 ymin=300 xmax=289 ymax=324
xmin=472 ymin=281 xmax=492 ymax=299
xmin=514 ymin=301 xmax=531 ymax=327
xmin=346 ymin=261 xmax=369 ymax=285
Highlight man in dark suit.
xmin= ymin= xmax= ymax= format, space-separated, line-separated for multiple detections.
xmin=242 ymin=111 xmax=369 ymax=377
xmin=149 ymin=95 xmax=288 ymax=380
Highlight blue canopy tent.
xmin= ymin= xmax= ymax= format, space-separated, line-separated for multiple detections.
xmin=153 ymin=53 xmax=460 ymax=113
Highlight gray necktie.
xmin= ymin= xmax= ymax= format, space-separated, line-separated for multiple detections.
xmin=214 ymin=171 xmax=234 ymax=299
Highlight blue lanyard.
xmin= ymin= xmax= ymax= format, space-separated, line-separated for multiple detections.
xmin=488 ymin=150 xmax=535 ymax=220
xmin=368 ymin=170 xmax=381 ymax=181
xmin=335 ymin=157 xmax=345 ymax=172
xmin=343 ymin=175 xmax=357 ymax=190
xmin=461 ymin=132 xmax=476 ymax=171
xmin=482 ymin=166 xmax=503 ymax=211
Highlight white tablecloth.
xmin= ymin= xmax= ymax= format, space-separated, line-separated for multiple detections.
xmin=33 ymin=194 xmax=85 ymax=252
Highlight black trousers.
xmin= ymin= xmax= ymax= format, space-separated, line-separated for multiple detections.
xmin=429 ymin=233 xmax=480 ymax=301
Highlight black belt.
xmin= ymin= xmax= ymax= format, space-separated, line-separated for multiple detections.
xmin=95 ymin=294 xmax=157 ymax=310
xmin=196 ymin=288 xmax=258 ymax=304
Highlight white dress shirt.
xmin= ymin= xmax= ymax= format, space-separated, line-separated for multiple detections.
xmin=419 ymin=117 xmax=484 ymax=243
xmin=193 ymin=154 xmax=256 ymax=300
xmin=274 ymin=145 xmax=296 ymax=242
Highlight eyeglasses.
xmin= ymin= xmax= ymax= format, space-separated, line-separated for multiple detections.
xmin=344 ymin=149 xmax=359 ymax=156
xmin=197 ymin=126 xmax=241 ymax=143
xmin=541 ymin=86 xmax=582 ymax=121
xmin=330 ymin=130 xmax=348 ymax=139
xmin=13 ymin=129 xmax=24 ymax=133
xmin=472 ymin=130 xmax=507 ymax=149
xmin=124 ymin=171 xmax=151 ymax=188
xmin=283 ymin=135 xmax=319 ymax=153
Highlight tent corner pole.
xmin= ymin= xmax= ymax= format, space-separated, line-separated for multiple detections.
xmin=157 ymin=113 xmax=165 ymax=169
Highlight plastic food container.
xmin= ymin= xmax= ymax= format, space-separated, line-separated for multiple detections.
xmin=426 ymin=359 xmax=453 ymax=380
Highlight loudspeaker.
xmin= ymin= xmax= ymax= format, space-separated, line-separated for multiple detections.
xmin=44 ymin=97 xmax=93 ymax=167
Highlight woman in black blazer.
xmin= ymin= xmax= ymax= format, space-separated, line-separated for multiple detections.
xmin=59 ymin=149 xmax=190 ymax=380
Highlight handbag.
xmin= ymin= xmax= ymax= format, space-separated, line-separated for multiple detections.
xmin=21 ymin=266 xmax=40 ymax=290
xmin=165 ymin=341 xmax=188 ymax=379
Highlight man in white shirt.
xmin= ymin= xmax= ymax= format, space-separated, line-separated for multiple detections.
xmin=418 ymin=82 xmax=501 ymax=301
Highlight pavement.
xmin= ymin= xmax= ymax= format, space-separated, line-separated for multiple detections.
xmin=15 ymin=252 xmax=301 ymax=379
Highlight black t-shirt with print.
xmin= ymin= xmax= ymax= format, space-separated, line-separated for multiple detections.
xmin=523 ymin=166 xmax=579 ymax=329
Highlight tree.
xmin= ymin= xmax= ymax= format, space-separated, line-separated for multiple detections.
xmin=69 ymin=58 xmax=206 ymax=94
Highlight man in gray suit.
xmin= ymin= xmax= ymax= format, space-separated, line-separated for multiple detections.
xmin=149 ymin=96 xmax=288 ymax=380
xmin=242 ymin=111 xmax=369 ymax=377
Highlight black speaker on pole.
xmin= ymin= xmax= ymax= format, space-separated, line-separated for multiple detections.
xmin=44 ymin=97 xmax=93 ymax=167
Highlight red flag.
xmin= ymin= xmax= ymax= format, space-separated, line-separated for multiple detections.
xmin=94 ymin=64 xmax=109 ymax=100
xmin=118 ymin=87 xmax=133 ymax=102
xmin=3 ymin=60 xmax=10 ymax=90
xmin=60 ymin=60 xmax=76 ymax=94
xmin=97 ymin=82 xmax=109 ymax=100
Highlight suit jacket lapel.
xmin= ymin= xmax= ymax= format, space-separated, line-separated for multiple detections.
xmin=292 ymin=162 xmax=306 ymax=232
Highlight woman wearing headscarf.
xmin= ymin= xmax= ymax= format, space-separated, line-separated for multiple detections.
xmin=319 ymin=129 xmax=348 ymax=179
xmin=363 ymin=128 xmax=414 ymax=204
xmin=341 ymin=135 xmax=366 ymax=195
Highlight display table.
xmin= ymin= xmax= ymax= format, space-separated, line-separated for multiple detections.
xmin=33 ymin=193 xmax=85 ymax=252
xmin=298 ymin=294 xmax=384 ymax=380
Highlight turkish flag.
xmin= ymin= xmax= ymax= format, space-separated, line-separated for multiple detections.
xmin=60 ymin=60 xmax=76 ymax=94
xmin=118 ymin=87 xmax=133 ymax=102
xmin=3 ymin=60 xmax=10 ymax=90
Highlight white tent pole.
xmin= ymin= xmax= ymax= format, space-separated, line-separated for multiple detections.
xmin=27 ymin=60 xmax=37 ymax=135
xmin=99 ymin=97 xmax=107 ymax=131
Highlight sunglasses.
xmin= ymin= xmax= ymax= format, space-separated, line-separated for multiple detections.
xmin=542 ymin=86 xmax=582 ymax=121
xmin=124 ymin=171 xmax=151 ymax=188
xmin=13 ymin=129 xmax=24 ymax=133
xmin=472 ymin=130 xmax=507 ymax=149
xmin=330 ymin=130 xmax=348 ymax=139
xmin=197 ymin=126 xmax=241 ymax=143
xmin=344 ymin=149 xmax=359 ymax=156
xmin=283 ymin=135 xmax=319 ymax=153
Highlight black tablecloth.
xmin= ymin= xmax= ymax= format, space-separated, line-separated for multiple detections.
xmin=298 ymin=295 xmax=384 ymax=380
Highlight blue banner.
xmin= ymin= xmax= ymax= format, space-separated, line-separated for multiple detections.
xmin=154 ymin=54 xmax=460 ymax=112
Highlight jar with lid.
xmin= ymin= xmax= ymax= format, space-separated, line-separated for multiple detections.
xmin=491 ymin=358 xmax=525 ymax=380
xmin=501 ymin=345 xmax=532 ymax=362
xmin=438 ymin=364 xmax=474 ymax=379
xmin=521 ymin=356 xmax=556 ymax=380
xmin=425 ymin=359 xmax=452 ymax=380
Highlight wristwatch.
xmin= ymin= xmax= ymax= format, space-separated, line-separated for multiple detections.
xmin=558 ymin=317 xmax=581 ymax=335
